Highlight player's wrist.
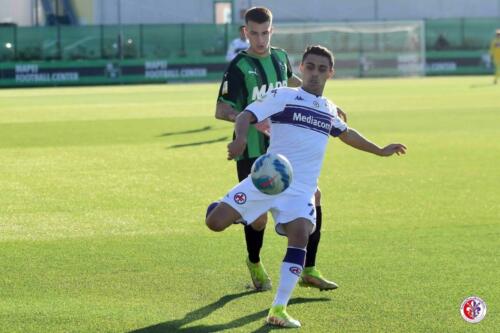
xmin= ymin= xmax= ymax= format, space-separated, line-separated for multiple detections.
xmin=376 ymin=146 xmax=387 ymax=156
xmin=234 ymin=136 xmax=247 ymax=144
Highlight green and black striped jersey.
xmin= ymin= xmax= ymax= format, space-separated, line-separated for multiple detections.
xmin=217 ymin=47 xmax=293 ymax=160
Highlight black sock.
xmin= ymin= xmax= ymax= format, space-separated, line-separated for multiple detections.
xmin=305 ymin=206 xmax=322 ymax=268
xmin=244 ymin=225 xmax=264 ymax=263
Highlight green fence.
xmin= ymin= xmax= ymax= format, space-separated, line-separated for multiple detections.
xmin=0 ymin=23 xmax=238 ymax=62
xmin=1 ymin=18 xmax=499 ymax=63
xmin=0 ymin=18 xmax=499 ymax=86
xmin=426 ymin=17 xmax=500 ymax=51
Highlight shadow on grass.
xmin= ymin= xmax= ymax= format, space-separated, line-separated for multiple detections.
xmin=129 ymin=292 xmax=331 ymax=333
xmin=159 ymin=126 xmax=213 ymax=137
xmin=168 ymin=136 xmax=228 ymax=149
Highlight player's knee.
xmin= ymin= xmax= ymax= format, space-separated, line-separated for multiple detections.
xmin=251 ymin=214 xmax=267 ymax=231
xmin=287 ymin=224 xmax=313 ymax=248
xmin=205 ymin=203 xmax=222 ymax=231
xmin=205 ymin=216 xmax=227 ymax=232
xmin=205 ymin=210 xmax=228 ymax=232
xmin=314 ymin=189 xmax=321 ymax=205
xmin=205 ymin=203 xmax=239 ymax=232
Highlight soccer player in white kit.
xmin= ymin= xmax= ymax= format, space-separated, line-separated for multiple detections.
xmin=206 ymin=45 xmax=407 ymax=328
xmin=225 ymin=25 xmax=250 ymax=62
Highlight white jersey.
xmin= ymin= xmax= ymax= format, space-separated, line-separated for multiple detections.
xmin=226 ymin=38 xmax=250 ymax=61
xmin=246 ymin=87 xmax=347 ymax=194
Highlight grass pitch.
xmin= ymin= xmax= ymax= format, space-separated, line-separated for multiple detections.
xmin=0 ymin=77 xmax=498 ymax=332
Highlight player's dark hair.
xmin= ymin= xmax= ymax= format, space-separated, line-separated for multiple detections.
xmin=245 ymin=7 xmax=272 ymax=24
xmin=301 ymin=45 xmax=334 ymax=69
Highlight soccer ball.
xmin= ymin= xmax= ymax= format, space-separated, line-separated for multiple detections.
xmin=251 ymin=153 xmax=293 ymax=195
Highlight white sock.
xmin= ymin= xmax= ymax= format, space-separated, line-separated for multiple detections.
xmin=272 ymin=247 xmax=306 ymax=306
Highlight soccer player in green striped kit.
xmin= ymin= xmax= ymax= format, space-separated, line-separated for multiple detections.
xmin=215 ymin=7 xmax=346 ymax=291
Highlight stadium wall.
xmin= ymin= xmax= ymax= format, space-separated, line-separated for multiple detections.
xmin=2 ymin=0 xmax=500 ymax=27
xmin=0 ymin=18 xmax=497 ymax=87
xmin=244 ymin=0 xmax=500 ymax=22
xmin=94 ymin=0 xmax=214 ymax=25
xmin=0 ymin=50 xmax=491 ymax=88
xmin=0 ymin=0 xmax=32 ymax=26
xmin=89 ymin=0 xmax=500 ymax=25
xmin=0 ymin=59 xmax=225 ymax=87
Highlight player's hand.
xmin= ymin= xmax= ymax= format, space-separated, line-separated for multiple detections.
xmin=227 ymin=138 xmax=247 ymax=160
xmin=254 ymin=119 xmax=271 ymax=136
xmin=379 ymin=144 xmax=407 ymax=156
xmin=337 ymin=107 xmax=347 ymax=123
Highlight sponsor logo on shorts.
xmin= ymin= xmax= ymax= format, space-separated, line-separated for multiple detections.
xmin=289 ymin=266 xmax=302 ymax=277
xmin=234 ymin=192 xmax=247 ymax=205
xmin=460 ymin=296 xmax=487 ymax=323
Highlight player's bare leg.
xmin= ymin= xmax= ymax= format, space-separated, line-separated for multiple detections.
xmin=251 ymin=213 xmax=267 ymax=231
xmin=205 ymin=202 xmax=242 ymax=232
xmin=206 ymin=203 xmax=272 ymax=290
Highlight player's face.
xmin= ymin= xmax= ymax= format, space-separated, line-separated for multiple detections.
xmin=300 ymin=54 xmax=334 ymax=95
xmin=245 ymin=20 xmax=272 ymax=56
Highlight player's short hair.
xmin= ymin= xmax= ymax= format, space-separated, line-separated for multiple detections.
xmin=245 ymin=7 xmax=272 ymax=24
xmin=302 ymin=45 xmax=335 ymax=69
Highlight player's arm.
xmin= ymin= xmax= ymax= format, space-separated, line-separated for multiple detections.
xmin=287 ymin=73 xmax=302 ymax=87
xmin=225 ymin=40 xmax=237 ymax=62
xmin=216 ymin=63 xmax=245 ymax=122
xmin=339 ymin=128 xmax=407 ymax=156
xmin=254 ymin=118 xmax=271 ymax=136
xmin=227 ymin=111 xmax=257 ymax=160
xmin=336 ymin=106 xmax=347 ymax=123
xmin=228 ymin=88 xmax=285 ymax=159
xmin=215 ymin=102 xmax=239 ymax=122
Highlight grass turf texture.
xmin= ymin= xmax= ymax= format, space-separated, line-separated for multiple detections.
xmin=0 ymin=77 xmax=498 ymax=332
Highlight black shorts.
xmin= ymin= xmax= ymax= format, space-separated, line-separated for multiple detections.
xmin=236 ymin=158 xmax=258 ymax=181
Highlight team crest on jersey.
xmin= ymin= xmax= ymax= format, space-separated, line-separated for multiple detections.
xmin=313 ymin=101 xmax=320 ymax=108
xmin=234 ymin=192 xmax=247 ymax=204
xmin=279 ymin=61 xmax=286 ymax=73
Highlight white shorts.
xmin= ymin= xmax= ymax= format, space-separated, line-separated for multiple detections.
xmin=221 ymin=177 xmax=316 ymax=236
